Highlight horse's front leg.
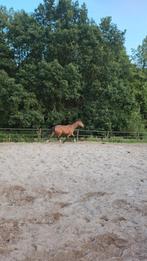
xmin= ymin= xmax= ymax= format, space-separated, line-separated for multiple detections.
xmin=72 ymin=134 xmax=76 ymax=142
xmin=69 ymin=133 xmax=76 ymax=142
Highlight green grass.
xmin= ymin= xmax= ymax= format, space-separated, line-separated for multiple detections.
xmin=0 ymin=131 xmax=147 ymax=143
xmin=78 ymin=135 xmax=147 ymax=143
xmin=0 ymin=132 xmax=39 ymax=142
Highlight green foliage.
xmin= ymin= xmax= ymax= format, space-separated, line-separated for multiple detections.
xmin=0 ymin=0 xmax=147 ymax=133
xmin=0 ymin=70 xmax=44 ymax=127
xmin=126 ymin=110 xmax=145 ymax=133
xmin=0 ymin=7 xmax=16 ymax=75
xmin=132 ymin=36 xmax=147 ymax=69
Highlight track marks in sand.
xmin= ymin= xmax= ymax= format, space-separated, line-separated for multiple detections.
xmin=83 ymin=233 xmax=129 ymax=254
xmin=0 ymin=219 xmax=21 ymax=255
xmin=57 ymin=202 xmax=72 ymax=209
xmin=80 ymin=191 xmax=111 ymax=202
xmin=20 ymin=212 xmax=64 ymax=226
xmin=0 ymin=185 xmax=69 ymax=206
xmin=0 ymin=185 xmax=35 ymax=206
xmin=112 ymin=199 xmax=145 ymax=214
xmin=0 ymin=211 xmax=64 ymax=257
xmin=15 ymin=233 xmax=147 ymax=261
xmin=43 ymin=233 xmax=129 ymax=261
xmin=34 ymin=187 xmax=68 ymax=200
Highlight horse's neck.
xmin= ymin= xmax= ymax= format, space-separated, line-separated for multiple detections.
xmin=71 ymin=121 xmax=79 ymax=129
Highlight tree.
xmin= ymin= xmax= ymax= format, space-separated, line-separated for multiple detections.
xmin=0 ymin=70 xmax=44 ymax=127
xmin=7 ymin=10 xmax=45 ymax=65
xmin=131 ymin=36 xmax=147 ymax=128
xmin=34 ymin=0 xmax=55 ymax=29
xmin=132 ymin=36 xmax=147 ymax=69
xmin=0 ymin=6 xmax=16 ymax=75
xmin=0 ymin=1 xmax=146 ymax=132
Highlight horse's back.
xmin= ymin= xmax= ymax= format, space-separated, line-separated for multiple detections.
xmin=54 ymin=124 xmax=72 ymax=135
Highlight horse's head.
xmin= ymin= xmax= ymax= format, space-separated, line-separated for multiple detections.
xmin=76 ymin=120 xmax=84 ymax=128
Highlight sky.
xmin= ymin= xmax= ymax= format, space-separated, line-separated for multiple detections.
xmin=0 ymin=0 xmax=147 ymax=55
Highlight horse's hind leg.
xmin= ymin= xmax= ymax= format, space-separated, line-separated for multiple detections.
xmin=57 ymin=135 xmax=63 ymax=143
xmin=50 ymin=131 xmax=55 ymax=137
xmin=63 ymin=134 xmax=71 ymax=143
xmin=62 ymin=136 xmax=67 ymax=143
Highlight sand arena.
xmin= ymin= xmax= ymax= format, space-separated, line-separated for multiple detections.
xmin=0 ymin=142 xmax=147 ymax=261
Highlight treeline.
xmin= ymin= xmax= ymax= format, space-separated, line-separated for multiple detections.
xmin=0 ymin=0 xmax=147 ymax=131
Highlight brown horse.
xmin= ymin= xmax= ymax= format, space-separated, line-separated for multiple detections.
xmin=51 ymin=120 xmax=84 ymax=142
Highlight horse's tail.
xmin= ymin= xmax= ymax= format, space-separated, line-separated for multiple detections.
xmin=50 ymin=126 xmax=55 ymax=137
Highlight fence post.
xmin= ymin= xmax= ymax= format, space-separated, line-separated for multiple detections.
xmin=8 ymin=128 xmax=11 ymax=142
xmin=37 ymin=128 xmax=42 ymax=140
xmin=76 ymin=129 xmax=79 ymax=142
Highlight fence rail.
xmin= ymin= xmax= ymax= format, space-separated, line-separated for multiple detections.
xmin=0 ymin=128 xmax=147 ymax=142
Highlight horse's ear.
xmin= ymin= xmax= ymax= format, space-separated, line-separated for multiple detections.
xmin=79 ymin=119 xmax=83 ymax=123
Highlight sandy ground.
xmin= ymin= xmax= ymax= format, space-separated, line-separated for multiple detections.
xmin=0 ymin=142 xmax=147 ymax=261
